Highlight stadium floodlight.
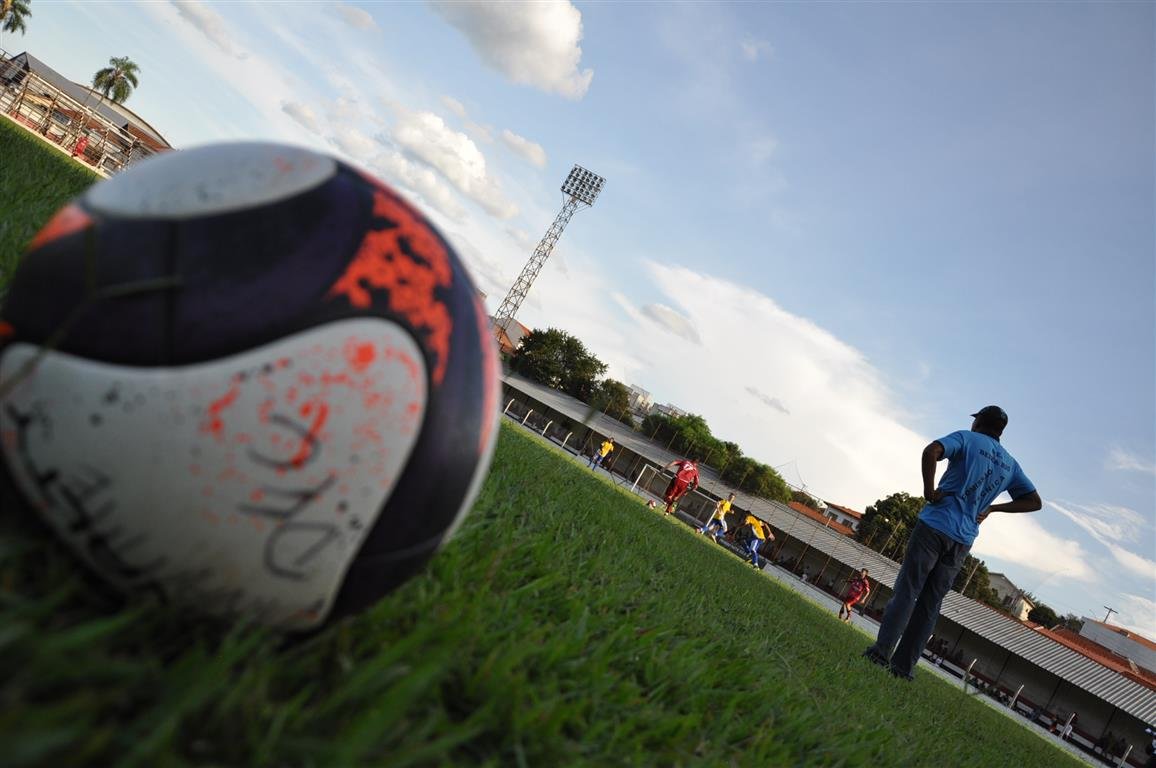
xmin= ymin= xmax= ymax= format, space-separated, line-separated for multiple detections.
xmin=561 ymin=165 xmax=606 ymax=207
xmin=494 ymin=165 xmax=606 ymax=341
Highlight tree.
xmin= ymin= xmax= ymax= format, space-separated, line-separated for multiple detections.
xmin=791 ymin=490 xmax=819 ymax=509
xmin=0 ymin=0 xmax=32 ymax=36
xmin=746 ymin=463 xmax=792 ymax=503
xmin=641 ymin=412 xmax=673 ymax=441
xmin=592 ymin=379 xmax=632 ymax=424
xmin=510 ymin=327 xmax=607 ymax=403
xmin=1028 ymin=604 xmax=1059 ymax=628
xmin=953 ymin=555 xmax=1000 ymax=606
xmin=1059 ymin=613 xmax=1084 ymax=633
xmin=719 ymin=455 xmax=791 ymax=503
xmin=856 ymin=492 xmax=924 ymax=552
xmin=92 ymin=55 xmax=140 ymax=104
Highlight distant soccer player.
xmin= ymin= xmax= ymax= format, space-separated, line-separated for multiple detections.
xmin=588 ymin=438 xmax=615 ymax=470
xmin=741 ymin=514 xmax=774 ymax=569
xmin=661 ymin=458 xmax=699 ymax=516
xmin=839 ymin=568 xmax=872 ymax=623
xmin=699 ymin=492 xmax=736 ymax=539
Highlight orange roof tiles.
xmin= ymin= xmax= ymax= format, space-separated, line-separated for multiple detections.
xmin=787 ymin=501 xmax=855 ymax=537
xmin=1038 ymin=627 xmax=1156 ymax=691
xmin=825 ymin=502 xmax=862 ymax=519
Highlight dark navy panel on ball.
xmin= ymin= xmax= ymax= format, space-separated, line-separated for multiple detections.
xmin=3 ymin=166 xmax=372 ymax=366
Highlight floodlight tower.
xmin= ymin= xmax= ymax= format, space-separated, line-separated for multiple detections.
xmin=494 ymin=165 xmax=606 ymax=339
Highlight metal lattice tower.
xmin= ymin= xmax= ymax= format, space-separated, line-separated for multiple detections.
xmin=494 ymin=165 xmax=605 ymax=340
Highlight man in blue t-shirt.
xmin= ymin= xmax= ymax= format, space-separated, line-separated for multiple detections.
xmin=863 ymin=405 xmax=1041 ymax=680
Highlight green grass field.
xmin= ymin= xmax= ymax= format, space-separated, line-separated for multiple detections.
xmin=0 ymin=131 xmax=1085 ymax=767
xmin=0 ymin=117 xmax=99 ymax=281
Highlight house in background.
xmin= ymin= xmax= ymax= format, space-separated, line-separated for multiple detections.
xmin=822 ymin=503 xmax=862 ymax=532
xmin=987 ymin=572 xmax=1035 ymax=620
xmin=787 ymin=501 xmax=855 ymax=537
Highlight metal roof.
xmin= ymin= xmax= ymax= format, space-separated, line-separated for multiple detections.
xmin=502 ymin=372 xmax=1156 ymax=724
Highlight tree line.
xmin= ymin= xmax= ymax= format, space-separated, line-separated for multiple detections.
xmin=508 ymin=326 xmax=794 ymax=504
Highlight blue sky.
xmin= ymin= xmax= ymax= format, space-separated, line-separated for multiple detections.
xmin=5 ymin=1 xmax=1153 ymax=635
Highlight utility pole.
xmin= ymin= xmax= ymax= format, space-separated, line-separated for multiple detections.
xmin=1102 ymin=606 xmax=1117 ymax=624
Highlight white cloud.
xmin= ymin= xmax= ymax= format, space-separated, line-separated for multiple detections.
xmin=746 ymin=386 xmax=790 ymax=415
xmin=1048 ymin=500 xmax=1147 ymax=545
xmin=1106 ymin=447 xmax=1156 ymax=475
xmin=392 ymin=110 xmax=519 ymax=219
xmin=327 ymin=96 xmax=366 ymax=124
xmin=334 ymin=2 xmax=376 ymax=30
xmin=281 ymin=100 xmax=322 ymax=134
xmin=428 ymin=0 xmax=594 ymax=99
xmin=1045 ymin=499 xmax=1155 ymax=581
xmin=501 ymin=129 xmax=548 ymax=169
xmin=971 ymin=513 xmax=1096 ymax=582
xmin=637 ymin=302 xmax=701 ymax=344
xmin=1117 ymin=594 xmax=1156 ymax=641
xmin=170 ymin=0 xmax=246 ymax=59
xmin=373 ymin=150 xmax=467 ymax=222
xmin=325 ymin=124 xmax=469 ymax=223
xmin=329 ymin=124 xmax=379 ymax=162
xmin=740 ymin=39 xmax=773 ymax=62
xmin=505 ymin=227 xmax=534 ymax=251
xmin=465 ymin=121 xmax=495 ymax=144
xmin=749 ymin=135 xmax=779 ymax=165
xmin=607 ymin=263 xmax=930 ymax=508
xmin=1107 ymin=544 xmax=1156 ymax=582
xmin=441 ymin=95 xmax=467 ymax=118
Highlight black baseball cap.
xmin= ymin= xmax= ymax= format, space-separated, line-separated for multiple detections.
xmin=971 ymin=405 xmax=1008 ymax=428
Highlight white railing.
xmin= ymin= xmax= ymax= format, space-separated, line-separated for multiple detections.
xmin=0 ymin=50 xmax=164 ymax=176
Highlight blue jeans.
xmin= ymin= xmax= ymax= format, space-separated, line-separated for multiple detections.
xmin=748 ymin=538 xmax=763 ymax=568
xmin=868 ymin=521 xmax=969 ymax=678
xmin=701 ymin=519 xmax=725 ymax=537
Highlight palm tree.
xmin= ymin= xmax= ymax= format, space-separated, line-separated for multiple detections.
xmin=72 ymin=56 xmax=139 ymax=165
xmin=91 ymin=55 xmax=139 ymax=104
xmin=0 ymin=0 xmax=32 ymax=36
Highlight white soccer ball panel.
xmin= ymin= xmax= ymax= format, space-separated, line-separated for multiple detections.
xmin=0 ymin=318 xmax=427 ymax=630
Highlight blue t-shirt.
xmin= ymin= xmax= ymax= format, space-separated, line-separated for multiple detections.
xmin=919 ymin=430 xmax=1036 ymax=547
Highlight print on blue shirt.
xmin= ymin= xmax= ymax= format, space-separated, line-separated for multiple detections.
xmin=919 ymin=430 xmax=1036 ymax=547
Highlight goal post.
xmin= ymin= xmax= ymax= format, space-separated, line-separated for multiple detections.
xmin=630 ymin=464 xmax=715 ymax=524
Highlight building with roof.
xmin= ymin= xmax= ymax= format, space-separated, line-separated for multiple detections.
xmin=822 ymin=502 xmax=861 ymax=531
xmin=1043 ymin=625 xmax=1156 ymax=690
xmin=787 ymin=501 xmax=855 ymax=537
xmin=1 ymin=50 xmax=170 ymax=175
xmin=652 ymin=402 xmax=688 ymax=420
xmin=1079 ymin=619 xmax=1156 ymax=677
xmin=625 ymin=384 xmax=652 ymax=414
xmin=491 ymin=317 xmax=530 ymax=357
xmin=988 ymin=571 xmax=1035 ymax=621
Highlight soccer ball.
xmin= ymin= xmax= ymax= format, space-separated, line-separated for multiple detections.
xmin=0 ymin=142 xmax=499 ymax=630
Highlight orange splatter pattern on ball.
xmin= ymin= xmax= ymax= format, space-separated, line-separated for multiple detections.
xmin=328 ymin=186 xmax=453 ymax=385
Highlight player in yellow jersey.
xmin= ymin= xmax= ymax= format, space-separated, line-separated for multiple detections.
xmin=588 ymin=438 xmax=615 ymax=470
xmin=699 ymin=492 xmax=736 ymax=540
xmin=741 ymin=514 xmax=775 ymax=569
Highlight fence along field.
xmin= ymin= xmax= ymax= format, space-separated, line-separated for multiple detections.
xmin=0 ymin=127 xmax=1089 ymax=767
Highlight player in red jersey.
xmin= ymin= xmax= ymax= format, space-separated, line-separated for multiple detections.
xmin=661 ymin=458 xmax=700 ymax=516
xmin=839 ymin=568 xmax=872 ymax=623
